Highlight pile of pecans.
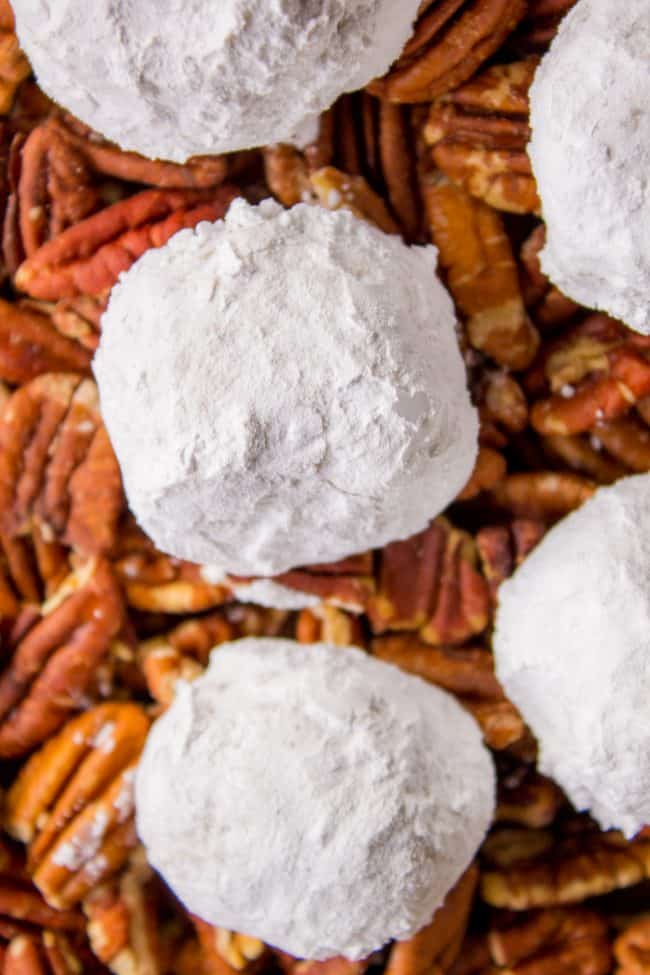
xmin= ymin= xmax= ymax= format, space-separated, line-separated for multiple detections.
xmin=0 ymin=0 xmax=648 ymax=973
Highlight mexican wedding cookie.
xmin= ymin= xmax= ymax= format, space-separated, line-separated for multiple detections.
xmin=528 ymin=0 xmax=650 ymax=333
xmin=13 ymin=0 xmax=421 ymax=160
xmin=94 ymin=199 xmax=478 ymax=576
xmin=494 ymin=474 xmax=650 ymax=837
xmin=135 ymin=638 xmax=495 ymax=960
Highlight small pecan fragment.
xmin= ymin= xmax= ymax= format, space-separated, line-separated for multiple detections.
xmin=587 ymin=416 xmax=650 ymax=473
xmin=0 ymin=558 xmax=124 ymax=757
xmin=296 ymin=605 xmax=366 ymax=648
xmin=112 ymin=521 xmax=230 ymax=614
xmin=496 ymin=765 xmax=564 ymax=829
xmin=422 ymin=173 xmax=538 ymax=369
xmin=192 ymin=919 xmax=266 ymax=975
xmin=487 ymin=472 xmax=594 ymax=522
xmin=481 ymin=818 xmax=650 ymax=910
xmin=3 ymin=932 xmax=89 ymax=975
xmin=541 ymin=433 xmax=627 ymax=485
xmin=519 ymin=226 xmax=579 ymax=329
xmin=49 ymin=295 xmax=106 ymax=353
xmin=368 ymin=0 xmax=526 ymax=103
xmin=271 ymin=552 xmax=375 ymax=614
xmin=0 ymin=300 xmax=91 ymax=382
xmin=310 ymin=167 xmax=400 ymax=235
xmin=367 ymin=518 xmax=490 ymax=646
xmin=614 ymin=917 xmax=650 ymax=975
xmin=6 ymin=701 xmax=150 ymax=909
xmin=0 ymin=0 xmax=30 ymax=115
xmin=0 ymin=374 xmax=124 ymax=555
xmin=14 ymin=185 xmax=239 ymax=300
xmin=488 ymin=908 xmax=611 ymax=975
xmin=529 ymin=316 xmax=650 ymax=436
xmin=458 ymin=446 xmax=507 ymax=501
xmin=385 ymin=865 xmax=478 ymax=975
xmin=84 ymin=848 xmax=162 ymax=975
xmin=476 ymin=520 xmax=546 ymax=601
xmin=424 ymin=60 xmax=539 ymax=213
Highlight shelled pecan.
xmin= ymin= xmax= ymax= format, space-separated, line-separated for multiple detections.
xmin=476 ymin=520 xmax=546 ymax=601
xmin=49 ymin=295 xmax=106 ymax=353
xmin=496 ymin=763 xmax=564 ymax=829
xmin=270 ymin=551 xmax=375 ymax=614
xmin=264 ymin=95 xmax=423 ymax=240
xmin=528 ymin=315 xmax=650 ymax=436
xmin=424 ymin=59 xmax=539 ymax=213
xmin=0 ymin=522 xmax=70 ymax=622
xmin=295 ymin=605 xmax=366 ymax=648
xmin=368 ymin=0 xmax=527 ymax=103
xmin=84 ymin=848 xmax=163 ymax=975
xmin=372 ymin=635 xmax=524 ymax=749
xmin=0 ymin=558 xmax=124 ymax=757
xmin=192 ymin=921 xmax=266 ymax=975
xmin=14 ymin=185 xmax=239 ymax=300
xmin=475 ymin=371 xmax=529 ymax=448
xmin=487 ymin=907 xmax=611 ymax=975
xmin=0 ymin=300 xmax=92 ymax=382
xmin=0 ymin=374 xmax=124 ymax=555
xmin=481 ymin=818 xmax=650 ymax=910
xmin=5 ymin=701 xmax=150 ymax=909
xmin=366 ymin=518 xmax=490 ymax=646
xmin=519 ymin=225 xmax=580 ymax=330
xmin=614 ymin=917 xmax=650 ymax=975
xmin=385 ymin=865 xmax=478 ymax=975
xmin=511 ymin=0 xmax=579 ymax=54
xmin=457 ymin=446 xmax=507 ymax=501
xmin=486 ymin=472 xmax=595 ymax=521
xmin=0 ymin=0 xmax=30 ymax=115
xmin=0 ymin=931 xmax=99 ymax=975
xmin=422 ymin=172 xmax=539 ymax=369
xmin=309 ymin=167 xmax=400 ymax=235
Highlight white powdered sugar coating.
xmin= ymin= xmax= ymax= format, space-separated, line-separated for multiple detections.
xmin=494 ymin=474 xmax=650 ymax=837
xmin=13 ymin=0 xmax=420 ymax=161
xmin=528 ymin=0 xmax=650 ymax=333
xmin=94 ymin=199 xmax=477 ymax=576
xmin=135 ymin=638 xmax=495 ymax=960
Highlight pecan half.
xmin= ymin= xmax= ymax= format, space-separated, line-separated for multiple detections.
xmin=481 ymin=818 xmax=650 ymax=909
xmin=0 ymin=0 xmax=30 ymax=115
xmin=615 ymin=917 xmax=650 ymax=975
xmin=14 ymin=185 xmax=239 ymax=300
xmin=6 ymin=701 xmax=150 ymax=909
xmin=488 ymin=908 xmax=611 ymax=975
xmin=422 ymin=172 xmax=539 ymax=369
xmin=0 ymin=374 xmax=124 ymax=555
xmin=84 ymin=848 xmax=162 ymax=975
xmin=367 ymin=518 xmax=490 ymax=646
xmin=424 ymin=59 xmax=539 ymax=213
xmin=368 ymin=0 xmax=526 ymax=103
xmin=0 ymin=558 xmax=124 ymax=757
xmin=486 ymin=472 xmax=595 ymax=521
xmin=385 ymin=865 xmax=478 ymax=975
xmin=0 ymin=300 xmax=91 ymax=383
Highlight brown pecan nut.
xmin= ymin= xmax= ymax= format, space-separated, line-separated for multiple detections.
xmin=481 ymin=818 xmax=650 ymax=910
xmin=295 ymin=605 xmax=366 ymax=649
xmin=476 ymin=520 xmax=546 ymax=602
xmin=49 ymin=295 xmax=106 ymax=354
xmin=614 ymin=917 xmax=650 ymax=975
xmin=511 ymin=0 xmax=580 ymax=54
xmin=192 ymin=919 xmax=266 ymax=975
xmin=519 ymin=225 xmax=580 ymax=329
xmin=0 ymin=374 xmax=124 ymax=556
xmin=0 ymin=299 xmax=92 ymax=383
xmin=385 ymin=865 xmax=478 ymax=975
xmin=5 ymin=701 xmax=150 ymax=909
xmin=422 ymin=172 xmax=539 ymax=369
xmin=14 ymin=185 xmax=239 ymax=300
xmin=540 ymin=433 xmax=628 ymax=486
xmin=83 ymin=847 xmax=163 ymax=975
xmin=488 ymin=908 xmax=612 ymax=975
xmin=486 ymin=472 xmax=595 ymax=522
xmin=496 ymin=764 xmax=564 ymax=829
xmin=0 ymin=558 xmax=124 ymax=757
xmin=368 ymin=0 xmax=526 ymax=103
xmin=270 ymin=552 xmax=375 ymax=614
xmin=0 ymin=0 xmax=30 ymax=116
xmin=0 ymin=521 xmax=71 ymax=626
xmin=309 ymin=166 xmax=400 ymax=235
xmin=265 ymin=95 xmax=424 ymax=241
xmin=457 ymin=445 xmax=507 ymax=501
xmin=424 ymin=59 xmax=539 ymax=213
xmin=367 ymin=518 xmax=490 ymax=646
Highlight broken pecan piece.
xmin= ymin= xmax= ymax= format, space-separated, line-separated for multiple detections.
xmin=0 ymin=0 xmax=30 ymax=115
xmin=422 ymin=172 xmax=539 ymax=369
xmin=0 ymin=374 xmax=124 ymax=556
xmin=519 ymin=225 xmax=580 ymax=329
xmin=14 ymin=185 xmax=238 ymax=300
xmin=83 ymin=848 xmax=162 ymax=975
xmin=457 ymin=445 xmax=507 ymax=501
xmin=0 ymin=558 xmax=124 ymax=757
xmin=481 ymin=818 xmax=650 ymax=909
xmin=0 ymin=299 xmax=91 ymax=383
xmin=6 ymin=701 xmax=150 ymax=909
xmin=512 ymin=0 xmax=579 ymax=53
xmin=476 ymin=520 xmax=546 ymax=602
xmin=614 ymin=917 xmax=650 ymax=975
xmin=488 ymin=908 xmax=611 ymax=975
xmin=486 ymin=472 xmax=595 ymax=522
xmin=192 ymin=919 xmax=266 ymax=975
xmin=367 ymin=518 xmax=490 ymax=646
xmin=424 ymin=59 xmax=539 ymax=213
xmin=310 ymin=167 xmax=400 ymax=235
xmin=296 ymin=605 xmax=366 ymax=649
xmin=540 ymin=433 xmax=628 ymax=485
xmin=271 ymin=551 xmax=375 ymax=614
xmin=368 ymin=0 xmax=526 ymax=103
xmin=385 ymin=865 xmax=478 ymax=975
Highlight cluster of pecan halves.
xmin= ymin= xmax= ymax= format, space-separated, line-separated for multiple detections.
xmin=0 ymin=0 xmax=648 ymax=974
